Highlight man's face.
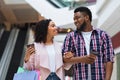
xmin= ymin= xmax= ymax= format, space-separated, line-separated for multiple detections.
xmin=74 ymin=12 xmax=86 ymax=32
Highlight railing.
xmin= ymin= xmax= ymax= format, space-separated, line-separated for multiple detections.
xmin=19 ymin=25 xmax=30 ymax=66
xmin=0 ymin=28 xmax=19 ymax=80
xmin=0 ymin=28 xmax=4 ymax=40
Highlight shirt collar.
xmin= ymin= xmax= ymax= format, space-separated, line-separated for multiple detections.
xmin=75 ymin=26 xmax=99 ymax=35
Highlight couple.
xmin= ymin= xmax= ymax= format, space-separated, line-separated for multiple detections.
xmin=24 ymin=6 xmax=114 ymax=80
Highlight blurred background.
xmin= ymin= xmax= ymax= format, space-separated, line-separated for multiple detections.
xmin=0 ymin=0 xmax=120 ymax=80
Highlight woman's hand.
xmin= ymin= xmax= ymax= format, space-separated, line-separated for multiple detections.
xmin=24 ymin=46 xmax=35 ymax=63
xmin=63 ymin=51 xmax=74 ymax=62
xmin=63 ymin=52 xmax=74 ymax=59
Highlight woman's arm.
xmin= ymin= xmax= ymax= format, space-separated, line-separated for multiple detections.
xmin=23 ymin=45 xmax=35 ymax=70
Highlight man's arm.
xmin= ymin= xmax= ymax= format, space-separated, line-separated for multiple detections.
xmin=63 ymin=52 xmax=96 ymax=64
xmin=105 ymin=62 xmax=113 ymax=80
xmin=102 ymin=32 xmax=114 ymax=80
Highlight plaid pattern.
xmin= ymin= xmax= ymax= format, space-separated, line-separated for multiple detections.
xmin=62 ymin=29 xmax=114 ymax=80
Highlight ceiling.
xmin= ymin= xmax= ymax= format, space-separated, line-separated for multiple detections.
xmin=0 ymin=0 xmax=96 ymax=28
xmin=0 ymin=0 xmax=45 ymax=25
xmin=1 ymin=0 xmax=119 ymax=37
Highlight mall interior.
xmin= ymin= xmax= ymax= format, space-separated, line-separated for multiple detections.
xmin=0 ymin=0 xmax=120 ymax=80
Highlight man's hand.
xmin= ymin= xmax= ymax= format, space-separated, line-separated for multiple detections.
xmin=82 ymin=51 xmax=98 ymax=64
xmin=81 ymin=55 xmax=96 ymax=64
xmin=63 ymin=52 xmax=96 ymax=64
xmin=89 ymin=53 xmax=97 ymax=60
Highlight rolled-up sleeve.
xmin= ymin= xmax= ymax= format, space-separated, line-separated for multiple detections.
xmin=62 ymin=33 xmax=74 ymax=55
xmin=103 ymin=33 xmax=114 ymax=62
xmin=62 ymin=33 xmax=74 ymax=70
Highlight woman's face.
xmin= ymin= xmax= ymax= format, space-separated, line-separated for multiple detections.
xmin=47 ymin=21 xmax=58 ymax=37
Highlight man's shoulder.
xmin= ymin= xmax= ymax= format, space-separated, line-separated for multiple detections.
xmin=67 ymin=31 xmax=76 ymax=36
xmin=94 ymin=28 xmax=107 ymax=34
xmin=94 ymin=29 xmax=109 ymax=38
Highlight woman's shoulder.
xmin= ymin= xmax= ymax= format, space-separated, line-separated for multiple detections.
xmin=54 ymin=41 xmax=62 ymax=45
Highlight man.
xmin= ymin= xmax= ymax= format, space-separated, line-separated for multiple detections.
xmin=62 ymin=6 xmax=114 ymax=80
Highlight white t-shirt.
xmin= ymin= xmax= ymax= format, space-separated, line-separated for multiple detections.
xmin=81 ymin=31 xmax=92 ymax=80
xmin=81 ymin=31 xmax=92 ymax=55
xmin=45 ymin=44 xmax=56 ymax=72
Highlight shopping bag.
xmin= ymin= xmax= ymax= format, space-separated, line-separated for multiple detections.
xmin=36 ymin=70 xmax=41 ymax=80
xmin=13 ymin=67 xmax=40 ymax=80
xmin=17 ymin=67 xmax=25 ymax=73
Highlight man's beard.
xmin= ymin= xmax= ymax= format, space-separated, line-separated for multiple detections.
xmin=77 ymin=21 xmax=86 ymax=33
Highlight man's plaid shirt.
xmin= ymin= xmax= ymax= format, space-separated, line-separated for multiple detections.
xmin=62 ymin=29 xmax=114 ymax=80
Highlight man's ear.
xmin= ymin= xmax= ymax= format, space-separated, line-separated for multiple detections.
xmin=85 ymin=15 xmax=89 ymax=21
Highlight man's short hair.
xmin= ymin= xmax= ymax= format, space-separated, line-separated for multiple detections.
xmin=74 ymin=6 xmax=92 ymax=22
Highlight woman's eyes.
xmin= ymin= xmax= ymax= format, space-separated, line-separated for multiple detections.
xmin=51 ymin=25 xmax=55 ymax=27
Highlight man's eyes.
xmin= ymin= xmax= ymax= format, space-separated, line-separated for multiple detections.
xmin=74 ymin=16 xmax=83 ymax=20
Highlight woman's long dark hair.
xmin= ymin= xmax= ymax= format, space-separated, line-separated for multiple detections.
xmin=34 ymin=19 xmax=51 ymax=43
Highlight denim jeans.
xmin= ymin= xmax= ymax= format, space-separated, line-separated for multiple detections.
xmin=46 ymin=72 xmax=61 ymax=80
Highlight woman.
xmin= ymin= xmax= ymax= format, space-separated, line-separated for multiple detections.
xmin=24 ymin=19 xmax=64 ymax=80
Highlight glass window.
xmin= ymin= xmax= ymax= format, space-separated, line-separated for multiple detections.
xmin=47 ymin=0 xmax=96 ymax=9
